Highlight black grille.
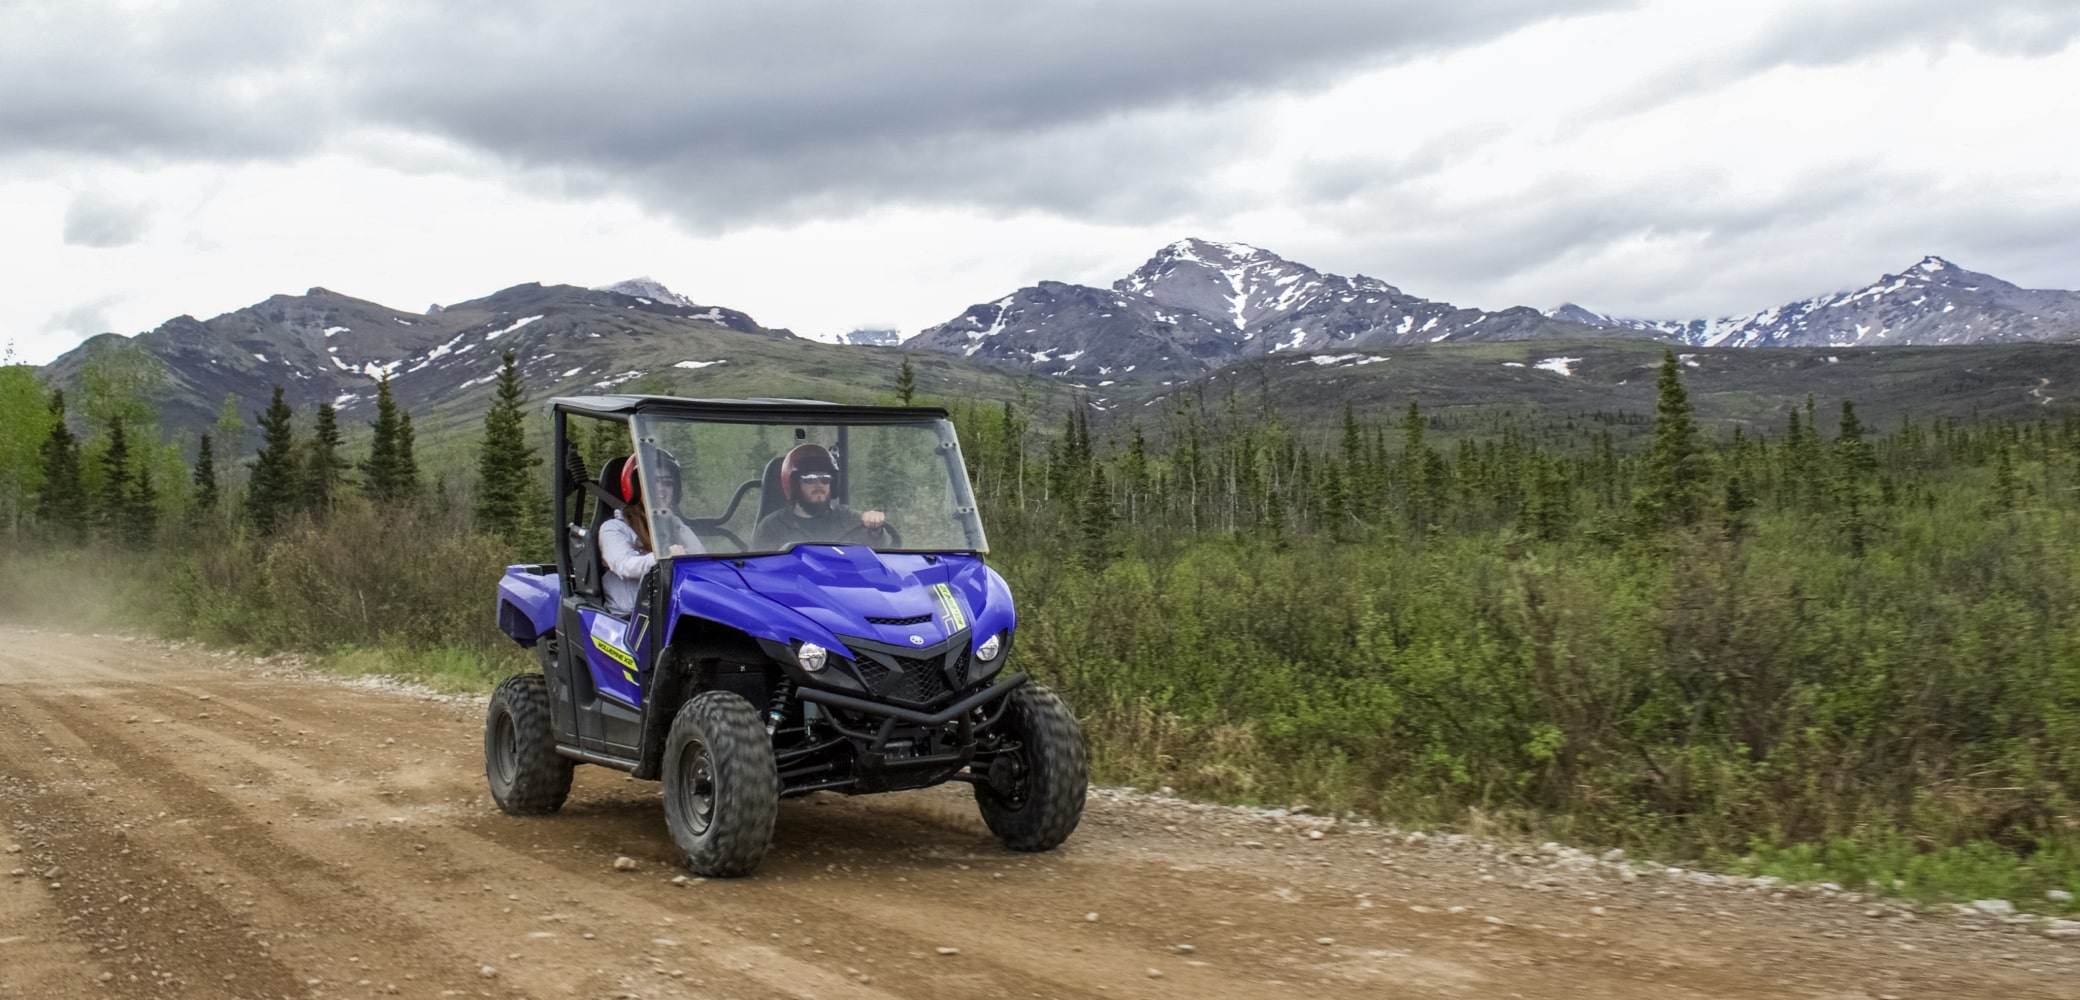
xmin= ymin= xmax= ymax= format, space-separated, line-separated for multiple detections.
xmin=866 ymin=614 xmax=932 ymax=626
xmin=854 ymin=658 xmax=889 ymax=689
xmin=887 ymin=655 xmax=951 ymax=703
xmin=950 ymin=648 xmax=972 ymax=687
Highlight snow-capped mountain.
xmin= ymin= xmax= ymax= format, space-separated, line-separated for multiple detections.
xmin=39 ymin=279 xmax=787 ymax=435
xmin=906 ymin=238 xmax=1606 ymax=378
xmin=1550 ymin=257 xmax=2080 ymax=348
xmin=595 ymin=276 xmax=700 ymax=309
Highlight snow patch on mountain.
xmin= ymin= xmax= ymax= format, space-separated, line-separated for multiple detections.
xmin=486 ymin=315 xmax=543 ymax=340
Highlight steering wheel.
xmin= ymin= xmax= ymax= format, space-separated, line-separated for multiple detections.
xmin=838 ymin=518 xmax=901 ymax=548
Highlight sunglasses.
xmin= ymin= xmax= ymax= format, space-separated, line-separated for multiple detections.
xmin=798 ymin=473 xmax=833 ymax=483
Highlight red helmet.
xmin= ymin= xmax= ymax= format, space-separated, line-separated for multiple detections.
xmin=617 ymin=448 xmax=681 ymax=505
xmin=779 ymin=444 xmax=838 ymax=503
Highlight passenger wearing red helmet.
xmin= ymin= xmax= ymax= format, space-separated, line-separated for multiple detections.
xmin=598 ymin=450 xmax=704 ymax=616
xmin=752 ymin=443 xmax=888 ymax=550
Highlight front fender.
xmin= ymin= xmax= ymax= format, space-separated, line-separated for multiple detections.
xmin=664 ymin=560 xmax=865 ymax=690
xmin=947 ymin=559 xmax=1016 ymax=644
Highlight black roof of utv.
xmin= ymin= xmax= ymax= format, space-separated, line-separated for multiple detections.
xmin=551 ymin=395 xmax=951 ymax=424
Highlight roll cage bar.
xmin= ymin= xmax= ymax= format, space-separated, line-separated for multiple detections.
xmin=549 ymin=394 xmax=952 ymax=425
xmin=548 ymin=395 xmax=981 ymax=577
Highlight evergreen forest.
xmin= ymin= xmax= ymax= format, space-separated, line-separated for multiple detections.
xmin=2 ymin=345 xmax=2078 ymax=907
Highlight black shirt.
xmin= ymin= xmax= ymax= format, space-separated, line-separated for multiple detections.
xmin=752 ymin=504 xmax=869 ymax=551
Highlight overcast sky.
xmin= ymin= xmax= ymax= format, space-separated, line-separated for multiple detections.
xmin=5 ymin=0 xmax=2078 ymax=363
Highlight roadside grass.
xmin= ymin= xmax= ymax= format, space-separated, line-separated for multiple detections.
xmin=1732 ymin=836 xmax=2080 ymax=915
xmin=321 ymin=643 xmax=526 ymax=694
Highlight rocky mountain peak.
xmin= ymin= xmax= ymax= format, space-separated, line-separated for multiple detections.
xmin=1557 ymin=256 xmax=2078 ymax=348
xmin=1115 ymin=237 xmax=1347 ymax=337
xmin=907 ymin=238 xmax=1607 ymax=381
xmin=595 ymin=276 xmax=698 ymax=308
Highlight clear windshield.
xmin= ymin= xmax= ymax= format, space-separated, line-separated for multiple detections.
xmin=629 ymin=412 xmax=988 ymax=556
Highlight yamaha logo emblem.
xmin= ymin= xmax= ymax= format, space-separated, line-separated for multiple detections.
xmin=909 ymin=635 xmax=925 ymax=645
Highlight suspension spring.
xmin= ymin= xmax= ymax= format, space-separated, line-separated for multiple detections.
xmin=765 ymin=679 xmax=794 ymax=735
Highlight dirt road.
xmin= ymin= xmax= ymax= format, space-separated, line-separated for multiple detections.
xmin=2 ymin=627 xmax=2074 ymax=999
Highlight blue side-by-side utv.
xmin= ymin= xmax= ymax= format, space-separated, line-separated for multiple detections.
xmin=486 ymin=395 xmax=1086 ymax=876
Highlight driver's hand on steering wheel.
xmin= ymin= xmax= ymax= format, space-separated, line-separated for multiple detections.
xmin=861 ymin=510 xmax=887 ymax=530
xmin=667 ymin=544 xmax=690 ymax=556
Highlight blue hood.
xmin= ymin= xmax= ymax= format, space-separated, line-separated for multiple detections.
xmin=728 ymin=548 xmax=1012 ymax=653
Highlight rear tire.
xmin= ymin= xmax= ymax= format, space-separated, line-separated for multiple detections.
xmin=485 ymin=673 xmax=575 ymax=815
xmin=662 ymin=691 xmax=780 ymax=877
xmin=975 ymin=685 xmax=1088 ymax=852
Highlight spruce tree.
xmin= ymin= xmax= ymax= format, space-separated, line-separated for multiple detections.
xmin=1399 ymin=400 xmax=1429 ymax=529
xmin=359 ymin=373 xmax=420 ymax=502
xmin=98 ymin=417 xmax=133 ymax=540
xmin=303 ymin=402 xmax=348 ymax=515
xmin=1079 ymin=460 xmax=1115 ymax=569
xmin=1833 ymin=400 xmax=1877 ymax=554
xmin=360 ymin=373 xmax=401 ymax=500
xmin=1341 ymin=402 xmax=1372 ymax=518
xmin=247 ymin=386 xmax=299 ymax=534
xmin=35 ymin=390 xmax=87 ymax=543
xmin=396 ymin=411 xmax=420 ymax=499
xmin=127 ymin=462 xmax=158 ymax=548
xmin=895 ymin=355 xmax=916 ymax=405
xmin=1990 ymin=443 xmax=2020 ymax=513
xmin=1636 ymin=350 xmax=1710 ymax=529
xmin=192 ymin=433 xmax=218 ymax=513
xmin=1120 ymin=424 xmax=1150 ymax=522
xmin=1321 ymin=460 xmax=1350 ymax=534
xmin=474 ymin=351 xmax=540 ymax=545
xmin=1835 ymin=400 xmax=1877 ymax=479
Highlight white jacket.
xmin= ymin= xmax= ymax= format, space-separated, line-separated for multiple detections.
xmin=598 ymin=511 xmax=705 ymax=616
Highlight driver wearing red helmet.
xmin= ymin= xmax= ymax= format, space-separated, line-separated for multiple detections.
xmin=752 ymin=444 xmax=887 ymax=550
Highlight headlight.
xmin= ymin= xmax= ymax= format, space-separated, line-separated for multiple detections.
xmin=976 ymin=633 xmax=1002 ymax=662
xmin=796 ymin=642 xmax=829 ymax=672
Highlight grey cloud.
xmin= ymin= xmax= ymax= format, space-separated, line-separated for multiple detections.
xmin=350 ymin=0 xmax=1625 ymax=226
xmin=1274 ymin=159 xmax=2004 ymax=319
xmin=0 ymin=2 xmax=332 ymax=160
xmin=39 ymin=295 xmax=120 ymax=337
xmin=1606 ymin=1 xmax=2080 ymax=121
xmin=2 ymin=0 xmax=1624 ymax=225
xmin=1731 ymin=0 xmax=2080 ymax=64
xmin=63 ymin=192 xmax=153 ymax=247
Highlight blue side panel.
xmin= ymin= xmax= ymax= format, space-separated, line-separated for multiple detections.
xmin=579 ymin=609 xmax=643 ymax=707
xmin=495 ymin=567 xmax=560 ymax=647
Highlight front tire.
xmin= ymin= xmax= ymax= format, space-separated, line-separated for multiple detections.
xmin=485 ymin=673 xmax=575 ymax=815
xmin=975 ymin=685 xmax=1088 ymax=851
xmin=662 ymin=691 xmax=780 ymax=877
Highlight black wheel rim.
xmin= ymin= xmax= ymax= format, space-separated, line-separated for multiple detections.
xmin=491 ymin=710 xmax=517 ymax=787
xmin=677 ymin=738 xmax=715 ymax=836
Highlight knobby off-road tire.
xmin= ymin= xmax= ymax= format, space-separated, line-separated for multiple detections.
xmin=662 ymin=691 xmax=780 ymax=877
xmin=485 ymin=673 xmax=575 ymax=815
xmin=975 ymin=684 xmax=1088 ymax=852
